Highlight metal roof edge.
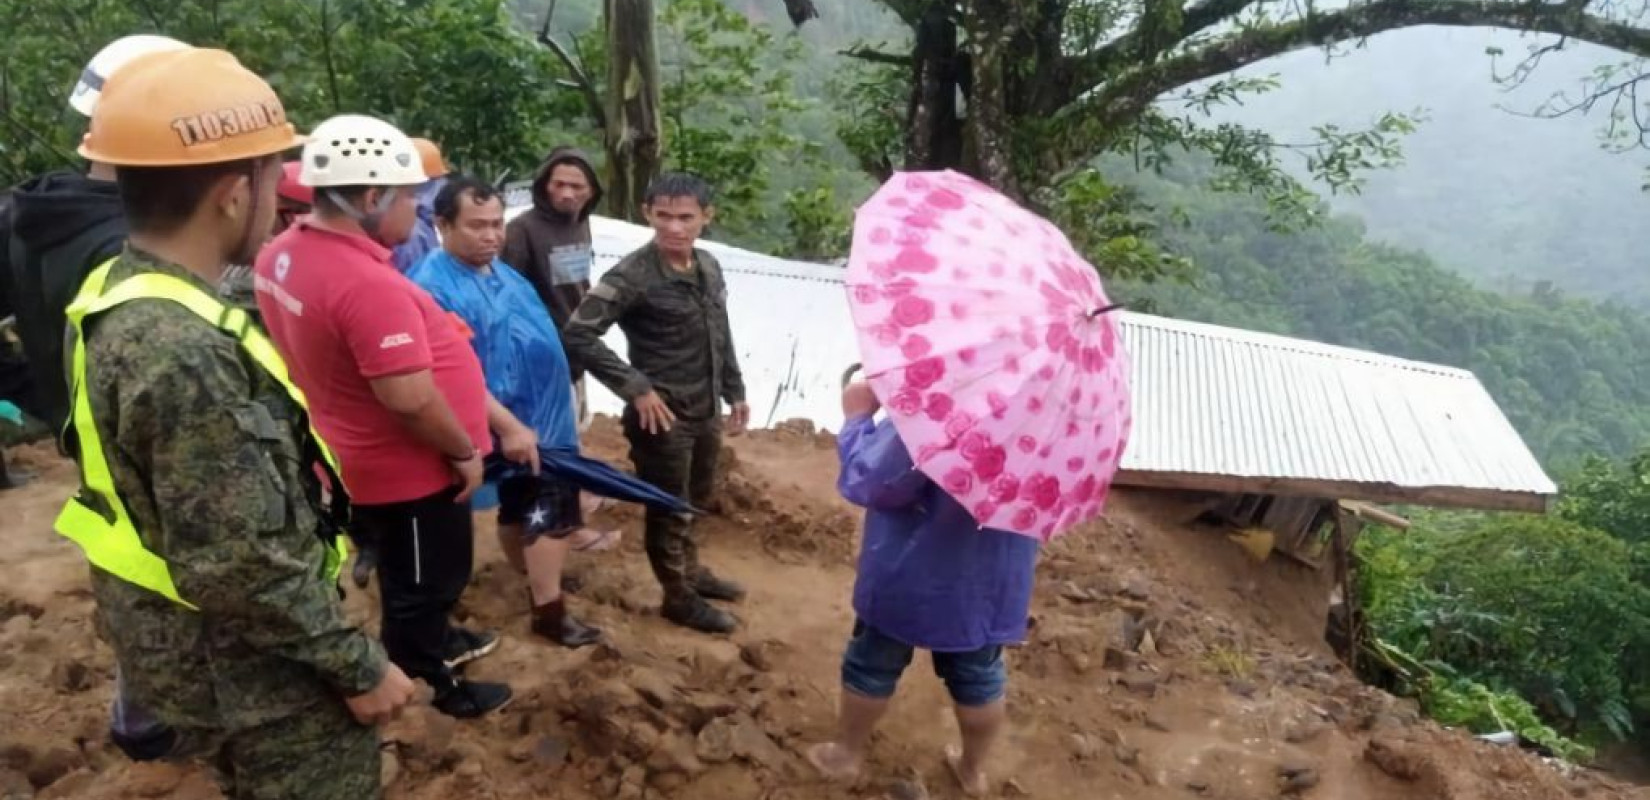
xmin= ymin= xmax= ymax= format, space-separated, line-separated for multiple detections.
xmin=1120 ymin=313 xmax=1478 ymax=380
xmin=1114 ymin=469 xmax=1557 ymax=513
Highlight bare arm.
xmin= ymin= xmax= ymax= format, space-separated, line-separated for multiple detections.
xmin=369 ymin=370 xmax=476 ymax=459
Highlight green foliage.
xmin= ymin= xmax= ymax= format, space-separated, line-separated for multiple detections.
xmin=1038 ymin=169 xmax=1193 ymax=285
xmin=1120 ymin=101 xmax=1423 ymax=230
xmin=0 ymin=0 xmax=583 ymax=186
xmin=1357 ymin=515 xmax=1650 ymax=749
xmin=828 ymin=61 xmax=905 ymax=178
xmin=1557 ymin=453 xmax=1650 ymax=545
xmin=780 ymin=186 xmax=851 ymax=261
xmin=657 ymin=0 xmax=830 ymax=249
xmin=0 ymin=0 xmax=869 ymax=259
xmin=1419 ymin=675 xmax=1594 ymax=763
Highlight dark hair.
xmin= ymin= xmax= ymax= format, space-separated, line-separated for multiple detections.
xmin=643 ymin=172 xmax=713 ymax=209
xmin=116 ymin=158 xmax=266 ymax=234
xmin=433 ymin=175 xmax=502 ymax=223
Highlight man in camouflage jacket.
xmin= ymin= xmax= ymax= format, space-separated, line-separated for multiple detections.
xmin=65 ymin=48 xmax=413 ymax=799
xmin=562 ymin=173 xmax=750 ymax=634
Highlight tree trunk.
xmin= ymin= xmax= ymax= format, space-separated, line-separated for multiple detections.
xmin=963 ymin=0 xmax=1020 ymax=197
xmin=904 ymin=4 xmax=965 ymax=173
xmin=604 ymin=0 xmax=663 ymax=222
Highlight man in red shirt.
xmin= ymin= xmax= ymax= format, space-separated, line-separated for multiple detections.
xmin=255 ymin=115 xmax=517 ymax=719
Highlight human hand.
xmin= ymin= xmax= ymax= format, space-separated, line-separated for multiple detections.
xmin=449 ymin=451 xmax=484 ymax=503
xmin=842 ymin=381 xmax=880 ymax=419
xmin=499 ymin=421 xmax=540 ymax=475
xmin=726 ymin=402 xmax=751 ymax=436
xmin=345 ymin=663 xmax=416 ymax=725
xmin=633 ymin=391 xmax=676 ymax=434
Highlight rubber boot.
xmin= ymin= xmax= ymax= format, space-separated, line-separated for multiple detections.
xmin=531 ymin=595 xmax=602 ymax=648
xmin=662 ymin=591 xmax=738 ymax=634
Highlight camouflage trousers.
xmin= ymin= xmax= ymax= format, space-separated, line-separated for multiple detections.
xmin=623 ymin=408 xmax=722 ymax=602
xmin=176 ymin=700 xmax=380 ymax=800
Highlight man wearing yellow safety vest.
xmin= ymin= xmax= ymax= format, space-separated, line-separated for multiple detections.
xmin=3 ymin=32 xmax=191 ymax=763
xmin=59 ymin=47 xmax=413 ymax=798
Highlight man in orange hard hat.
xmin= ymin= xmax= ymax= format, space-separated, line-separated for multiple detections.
xmin=389 ymin=136 xmax=448 ymax=274
xmin=60 ymin=47 xmax=412 ymax=798
xmin=2 ymin=32 xmax=190 ymax=764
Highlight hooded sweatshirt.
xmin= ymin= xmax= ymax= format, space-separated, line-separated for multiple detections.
xmin=501 ymin=147 xmax=604 ymax=377
xmin=3 ymin=171 xmax=126 ymax=428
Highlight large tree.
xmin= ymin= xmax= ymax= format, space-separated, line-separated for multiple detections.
xmin=0 ymin=0 xmax=582 ymax=185
xmin=850 ymin=0 xmax=1650 ymax=201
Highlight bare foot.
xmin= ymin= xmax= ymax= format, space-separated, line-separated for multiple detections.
xmin=806 ymin=742 xmax=860 ymax=782
xmin=579 ymin=493 xmax=614 ymax=517
xmin=945 ymin=745 xmax=990 ymax=797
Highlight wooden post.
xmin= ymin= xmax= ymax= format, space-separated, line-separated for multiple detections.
xmin=1330 ymin=506 xmax=1362 ymax=674
xmin=603 ymin=0 xmax=662 ymax=222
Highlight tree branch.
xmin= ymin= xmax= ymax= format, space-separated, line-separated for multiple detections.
xmin=1048 ymin=0 xmax=1650 ymax=174
xmin=320 ymin=0 xmax=343 ymax=114
xmin=538 ymin=0 xmax=607 ymax=130
xmin=1062 ymin=0 xmax=1259 ymax=99
xmin=843 ymin=45 xmax=913 ymax=66
xmin=1064 ymin=0 xmax=1650 ymax=113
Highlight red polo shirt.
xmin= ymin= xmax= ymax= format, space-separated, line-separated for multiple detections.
xmin=254 ymin=222 xmax=491 ymax=505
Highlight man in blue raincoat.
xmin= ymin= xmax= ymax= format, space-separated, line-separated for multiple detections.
xmin=408 ymin=175 xmax=601 ymax=647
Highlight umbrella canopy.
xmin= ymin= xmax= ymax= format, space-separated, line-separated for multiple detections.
xmin=486 ymin=447 xmax=698 ymax=516
xmin=845 ymin=170 xmax=1132 ymax=541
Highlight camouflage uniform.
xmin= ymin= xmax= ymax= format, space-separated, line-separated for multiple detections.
xmin=563 ymin=243 xmax=745 ymax=603
xmin=79 ymin=249 xmax=386 ymax=800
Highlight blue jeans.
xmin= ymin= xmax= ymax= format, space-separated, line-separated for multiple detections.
xmin=840 ymin=620 xmax=1007 ymax=707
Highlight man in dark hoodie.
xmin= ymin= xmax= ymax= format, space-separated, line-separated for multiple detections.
xmin=502 ymin=146 xmax=602 ymax=382
xmin=0 ymin=33 xmax=190 ymax=763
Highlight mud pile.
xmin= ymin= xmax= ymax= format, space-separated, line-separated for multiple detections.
xmin=0 ymin=419 xmax=1642 ymax=799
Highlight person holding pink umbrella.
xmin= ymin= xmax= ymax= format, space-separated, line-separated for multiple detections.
xmin=806 ymin=379 xmax=1040 ymax=796
xmin=807 ymin=170 xmax=1132 ymax=795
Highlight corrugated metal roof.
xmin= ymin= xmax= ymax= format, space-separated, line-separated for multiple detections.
xmin=509 ymin=208 xmax=1556 ymax=511
xmin=1114 ymin=315 xmax=1556 ymax=511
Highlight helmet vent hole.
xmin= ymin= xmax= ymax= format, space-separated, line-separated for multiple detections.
xmin=369 ymin=171 xmax=378 ymax=178
xmin=348 ymin=138 xmax=358 ymax=144
xmin=374 ymin=149 xmax=384 ymax=156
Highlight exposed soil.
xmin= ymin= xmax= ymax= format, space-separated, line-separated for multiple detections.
xmin=0 ymin=419 xmax=1644 ymax=800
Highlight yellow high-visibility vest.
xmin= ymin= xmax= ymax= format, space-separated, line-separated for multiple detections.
xmin=56 ymin=259 xmax=350 ymax=609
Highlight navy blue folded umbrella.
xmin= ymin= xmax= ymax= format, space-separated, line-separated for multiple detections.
xmin=485 ymin=445 xmax=698 ymax=516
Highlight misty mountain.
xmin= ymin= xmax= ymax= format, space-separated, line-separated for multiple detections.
xmin=1214 ymin=28 xmax=1650 ymax=305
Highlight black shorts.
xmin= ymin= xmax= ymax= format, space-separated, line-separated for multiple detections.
xmin=497 ymin=473 xmax=582 ymax=542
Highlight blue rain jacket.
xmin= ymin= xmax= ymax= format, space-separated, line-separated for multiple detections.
xmin=408 ymin=249 xmax=579 ymax=453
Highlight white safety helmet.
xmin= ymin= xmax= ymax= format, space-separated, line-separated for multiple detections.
xmin=69 ymin=34 xmax=190 ymax=117
xmin=299 ymin=114 xmax=427 ymax=188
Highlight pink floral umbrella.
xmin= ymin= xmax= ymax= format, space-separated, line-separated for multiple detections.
xmin=845 ymin=170 xmax=1133 ymax=541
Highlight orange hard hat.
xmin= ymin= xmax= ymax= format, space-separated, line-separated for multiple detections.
xmin=78 ymin=48 xmax=304 ymax=167
xmin=411 ymin=137 xmax=448 ymax=178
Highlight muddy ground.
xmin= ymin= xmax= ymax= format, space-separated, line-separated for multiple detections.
xmin=0 ymin=417 xmax=1643 ymax=800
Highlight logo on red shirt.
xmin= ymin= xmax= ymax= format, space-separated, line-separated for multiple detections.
xmin=379 ymin=333 xmax=415 ymax=350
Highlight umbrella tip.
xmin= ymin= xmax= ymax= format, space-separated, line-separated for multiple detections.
xmin=1087 ymin=303 xmax=1126 ymax=320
